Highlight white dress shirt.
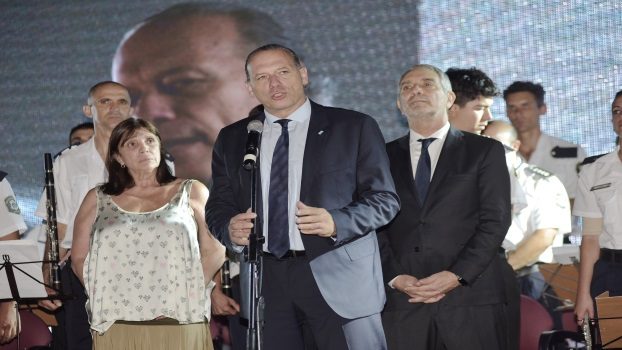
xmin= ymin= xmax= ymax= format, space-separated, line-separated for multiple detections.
xmin=260 ymin=99 xmax=311 ymax=252
xmin=409 ymin=123 xmax=451 ymax=181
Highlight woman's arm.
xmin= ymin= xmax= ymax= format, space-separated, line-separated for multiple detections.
xmin=70 ymin=188 xmax=98 ymax=285
xmin=574 ymin=217 xmax=602 ymax=324
xmin=190 ymin=181 xmax=226 ymax=283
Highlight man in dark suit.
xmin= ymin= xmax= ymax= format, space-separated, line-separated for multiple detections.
xmin=379 ymin=64 xmax=511 ymax=349
xmin=205 ymin=44 xmax=399 ymax=350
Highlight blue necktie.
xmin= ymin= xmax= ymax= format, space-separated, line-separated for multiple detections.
xmin=415 ymin=138 xmax=436 ymax=205
xmin=268 ymin=119 xmax=291 ymax=258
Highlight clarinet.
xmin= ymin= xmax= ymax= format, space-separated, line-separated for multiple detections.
xmin=582 ymin=314 xmax=592 ymax=350
xmin=44 ymin=153 xmax=62 ymax=292
xmin=221 ymin=259 xmax=233 ymax=298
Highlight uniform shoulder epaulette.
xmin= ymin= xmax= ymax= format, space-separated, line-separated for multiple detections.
xmin=580 ymin=153 xmax=606 ymax=166
xmin=551 ymin=146 xmax=578 ymax=158
xmin=525 ymin=165 xmax=552 ymax=179
xmin=0 ymin=170 xmax=7 ymax=182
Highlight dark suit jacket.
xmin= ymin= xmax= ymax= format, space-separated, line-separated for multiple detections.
xmin=379 ymin=127 xmax=511 ymax=311
xmin=205 ymin=100 xmax=400 ymax=319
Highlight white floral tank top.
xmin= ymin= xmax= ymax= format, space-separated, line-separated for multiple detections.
xmin=84 ymin=179 xmax=210 ymax=334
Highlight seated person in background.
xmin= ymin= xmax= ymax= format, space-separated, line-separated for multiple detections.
xmin=0 ymin=172 xmax=27 ymax=344
xmin=574 ymin=90 xmax=622 ymax=325
xmin=484 ymin=121 xmax=571 ymax=320
xmin=71 ymin=118 xmax=225 ymax=350
xmin=69 ymin=122 xmax=94 ymax=146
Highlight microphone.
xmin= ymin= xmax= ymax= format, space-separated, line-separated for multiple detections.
xmin=243 ymin=120 xmax=264 ymax=170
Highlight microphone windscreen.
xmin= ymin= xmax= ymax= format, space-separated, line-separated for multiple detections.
xmin=247 ymin=120 xmax=264 ymax=134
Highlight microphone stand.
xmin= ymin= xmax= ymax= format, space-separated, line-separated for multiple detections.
xmin=244 ymin=142 xmax=264 ymax=350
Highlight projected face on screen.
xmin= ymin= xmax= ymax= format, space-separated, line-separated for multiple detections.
xmin=112 ymin=14 xmax=259 ymax=184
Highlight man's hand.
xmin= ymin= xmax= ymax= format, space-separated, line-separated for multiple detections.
xmin=211 ymin=287 xmax=240 ymax=316
xmin=228 ymin=209 xmax=257 ymax=246
xmin=38 ymin=265 xmax=63 ymax=312
xmin=407 ymin=271 xmax=460 ymax=304
xmin=393 ymin=274 xmax=419 ymax=297
xmin=296 ymin=201 xmax=336 ymax=237
xmin=0 ymin=301 xmax=19 ymax=344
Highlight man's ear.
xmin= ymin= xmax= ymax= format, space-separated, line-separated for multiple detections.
xmin=539 ymin=103 xmax=547 ymax=116
xmin=446 ymin=91 xmax=456 ymax=109
xmin=299 ymin=65 xmax=309 ymax=87
xmin=246 ymin=82 xmax=255 ymax=97
xmin=448 ymin=103 xmax=459 ymax=116
xmin=396 ymin=99 xmax=402 ymax=113
xmin=83 ymin=104 xmax=93 ymax=119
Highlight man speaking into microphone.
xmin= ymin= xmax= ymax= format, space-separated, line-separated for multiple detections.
xmin=205 ymin=44 xmax=399 ymax=350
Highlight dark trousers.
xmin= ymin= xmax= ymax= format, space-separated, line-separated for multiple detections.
xmin=590 ymin=258 xmax=622 ymax=298
xmin=261 ymin=255 xmax=374 ymax=350
xmin=228 ymin=275 xmax=246 ymax=350
xmin=382 ymin=302 xmax=508 ymax=350
xmin=501 ymin=260 xmax=521 ymax=350
xmin=589 ymin=257 xmax=622 ymax=346
xmin=52 ymin=260 xmax=91 ymax=350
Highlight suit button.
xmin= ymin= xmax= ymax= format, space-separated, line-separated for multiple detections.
xmin=418 ymin=220 xmax=425 ymax=225
xmin=414 ymin=246 xmax=420 ymax=252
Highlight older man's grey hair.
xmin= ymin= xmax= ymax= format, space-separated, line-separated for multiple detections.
xmin=398 ymin=64 xmax=453 ymax=94
xmin=117 ymin=2 xmax=289 ymax=56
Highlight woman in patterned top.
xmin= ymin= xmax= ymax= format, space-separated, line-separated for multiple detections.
xmin=72 ymin=118 xmax=225 ymax=350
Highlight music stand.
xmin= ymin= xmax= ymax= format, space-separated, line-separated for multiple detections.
xmin=0 ymin=240 xmax=67 ymax=349
xmin=595 ymin=292 xmax=622 ymax=349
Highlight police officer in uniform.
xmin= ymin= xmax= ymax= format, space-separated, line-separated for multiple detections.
xmin=484 ymin=121 xmax=571 ymax=327
xmin=503 ymin=81 xmax=586 ymax=199
xmin=0 ymin=171 xmax=27 ymax=344
xmin=574 ymin=90 xmax=622 ymax=326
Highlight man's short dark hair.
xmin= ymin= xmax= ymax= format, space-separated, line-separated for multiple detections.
xmin=245 ymin=44 xmax=303 ymax=82
xmin=446 ymin=67 xmax=498 ymax=107
xmin=69 ymin=122 xmax=94 ymax=146
xmin=614 ymin=89 xmax=622 ymax=104
xmin=129 ymin=2 xmax=288 ymax=57
xmin=503 ymin=81 xmax=546 ymax=107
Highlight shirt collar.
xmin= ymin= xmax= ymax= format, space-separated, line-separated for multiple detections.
xmin=264 ymin=98 xmax=311 ymax=125
xmin=409 ymin=122 xmax=450 ymax=146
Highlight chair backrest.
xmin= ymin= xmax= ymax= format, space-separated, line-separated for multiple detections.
xmin=521 ymin=294 xmax=554 ymax=350
xmin=0 ymin=310 xmax=52 ymax=350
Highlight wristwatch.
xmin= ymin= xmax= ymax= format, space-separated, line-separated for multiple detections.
xmin=456 ymin=274 xmax=468 ymax=286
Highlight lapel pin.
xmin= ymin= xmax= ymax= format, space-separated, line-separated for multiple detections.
xmin=318 ymin=130 xmax=325 ymax=135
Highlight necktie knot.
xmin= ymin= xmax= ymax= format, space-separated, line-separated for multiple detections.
xmin=418 ymin=137 xmax=436 ymax=151
xmin=275 ymin=119 xmax=290 ymax=130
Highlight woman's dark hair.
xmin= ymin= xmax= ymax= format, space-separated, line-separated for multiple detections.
xmin=101 ymin=118 xmax=176 ymax=195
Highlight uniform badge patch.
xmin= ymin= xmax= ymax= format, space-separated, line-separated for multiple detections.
xmin=4 ymin=195 xmax=20 ymax=214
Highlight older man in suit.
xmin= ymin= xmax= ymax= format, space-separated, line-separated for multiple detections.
xmin=379 ymin=64 xmax=511 ymax=350
xmin=205 ymin=44 xmax=399 ymax=350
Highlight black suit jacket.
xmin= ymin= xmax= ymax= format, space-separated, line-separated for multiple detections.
xmin=205 ymin=100 xmax=400 ymax=319
xmin=379 ymin=127 xmax=511 ymax=310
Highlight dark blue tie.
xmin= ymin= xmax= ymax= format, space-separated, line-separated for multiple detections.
xmin=268 ymin=119 xmax=291 ymax=258
xmin=415 ymin=138 xmax=436 ymax=205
